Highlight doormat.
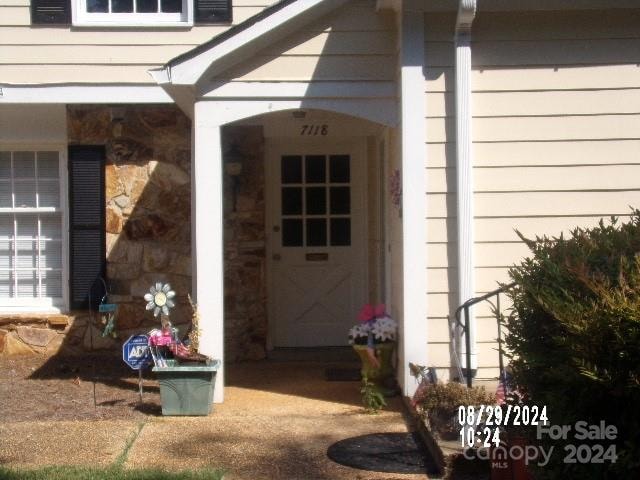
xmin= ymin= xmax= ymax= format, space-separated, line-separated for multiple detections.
xmin=326 ymin=432 xmax=438 ymax=474
xmin=325 ymin=367 xmax=361 ymax=381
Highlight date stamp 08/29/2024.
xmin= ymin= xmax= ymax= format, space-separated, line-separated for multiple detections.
xmin=456 ymin=405 xmax=619 ymax=467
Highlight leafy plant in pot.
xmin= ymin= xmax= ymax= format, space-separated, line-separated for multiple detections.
xmin=349 ymin=304 xmax=398 ymax=395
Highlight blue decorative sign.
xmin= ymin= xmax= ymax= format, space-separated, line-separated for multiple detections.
xmin=123 ymin=334 xmax=152 ymax=370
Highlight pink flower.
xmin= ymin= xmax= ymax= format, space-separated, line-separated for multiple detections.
xmin=358 ymin=304 xmax=386 ymax=323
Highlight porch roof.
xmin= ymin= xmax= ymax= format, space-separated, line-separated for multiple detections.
xmin=149 ymin=0 xmax=350 ymax=87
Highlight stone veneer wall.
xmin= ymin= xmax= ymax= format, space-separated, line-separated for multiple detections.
xmin=67 ymin=105 xmax=194 ymax=350
xmin=222 ymin=125 xmax=267 ymax=362
xmin=0 ymin=107 xmax=268 ymax=361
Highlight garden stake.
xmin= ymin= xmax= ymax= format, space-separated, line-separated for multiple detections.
xmin=138 ymin=368 xmax=143 ymax=404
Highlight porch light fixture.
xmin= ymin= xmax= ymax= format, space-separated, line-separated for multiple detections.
xmin=224 ymin=143 xmax=245 ymax=212
xmin=110 ymin=107 xmax=125 ymax=138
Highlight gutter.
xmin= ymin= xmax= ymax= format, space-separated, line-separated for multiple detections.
xmin=455 ymin=0 xmax=477 ymax=374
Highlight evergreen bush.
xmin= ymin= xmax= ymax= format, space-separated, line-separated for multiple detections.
xmin=505 ymin=212 xmax=640 ymax=478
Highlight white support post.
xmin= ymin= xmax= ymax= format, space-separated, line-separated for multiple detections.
xmin=193 ymin=101 xmax=225 ymax=402
xmin=400 ymin=9 xmax=428 ymax=396
xmin=455 ymin=0 xmax=477 ymax=373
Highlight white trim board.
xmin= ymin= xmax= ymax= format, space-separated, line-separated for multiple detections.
xmin=399 ymin=9 xmax=428 ymax=397
xmin=0 ymin=85 xmax=173 ymax=104
xmin=198 ymin=99 xmax=398 ymax=128
xmin=200 ymin=81 xmax=397 ymax=100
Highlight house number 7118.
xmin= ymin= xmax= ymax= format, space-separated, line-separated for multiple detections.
xmin=300 ymin=124 xmax=328 ymax=136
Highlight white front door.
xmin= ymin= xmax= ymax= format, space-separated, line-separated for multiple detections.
xmin=267 ymin=139 xmax=367 ymax=347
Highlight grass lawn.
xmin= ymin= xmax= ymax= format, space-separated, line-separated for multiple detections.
xmin=0 ymin=465 xmax=225 ymax=480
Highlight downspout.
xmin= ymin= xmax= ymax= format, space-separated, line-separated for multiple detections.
xmin=455 ymin=0 xmax=477 ymax=376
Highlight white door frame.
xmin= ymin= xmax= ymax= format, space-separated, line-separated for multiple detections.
xmin=264 ymin=136 xmax=368 ymax=349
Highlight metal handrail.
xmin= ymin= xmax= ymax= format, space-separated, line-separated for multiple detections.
xmin=453 ymin=282 xmax=517 ymax=387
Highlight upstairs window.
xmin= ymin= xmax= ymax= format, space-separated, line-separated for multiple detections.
xmin=76 ymin=0 xmax=190 ymax=25
xmin=31 ymin=0 xmax=232 ymax=26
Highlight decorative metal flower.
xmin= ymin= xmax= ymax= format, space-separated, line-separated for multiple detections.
xmin=144 ymin=282 xmax=176 ymax=317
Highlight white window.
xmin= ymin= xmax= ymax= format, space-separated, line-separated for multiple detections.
xmin=74 ymin=0 xmax=192 ymax=26
xmin=0 ymin=150 xmax=66 ymax=310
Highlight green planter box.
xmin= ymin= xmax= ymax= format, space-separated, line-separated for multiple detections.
xmin=153 ymin=359 xmax=220 ymax=416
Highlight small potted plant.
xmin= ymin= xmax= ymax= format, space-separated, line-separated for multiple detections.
xmin=348 ymin=304 xmax=397 ymax=394
xmin=144 ymin=283 xmax=220 ymax=416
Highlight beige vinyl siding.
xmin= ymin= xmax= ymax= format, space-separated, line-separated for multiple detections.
xmin=0 ymin=0 xmax=278 ymax=84
xmin=221 ymin=1 xmax=396 ymax=83
xmin=425 ymin=8 xmax=640 ymax=380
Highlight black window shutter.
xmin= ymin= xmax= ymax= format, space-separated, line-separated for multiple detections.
xmin=68 ymin=146 xmax=106 ymax=311
xmin=31 ymin=0 xmax=71 ymax=25
xmin=195 ymin=0 xmax=232 ymax=24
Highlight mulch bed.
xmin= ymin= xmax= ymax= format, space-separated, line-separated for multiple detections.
xmin=0 ymin=353 xmax=162 ymax=422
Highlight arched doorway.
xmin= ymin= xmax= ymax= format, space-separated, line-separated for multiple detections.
xmin=223 ymin=109 xmax=388 ymax=354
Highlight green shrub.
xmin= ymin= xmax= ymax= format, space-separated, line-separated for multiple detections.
xmin=505 ymin=213 xmax=640 ymax=478
xmin=414 ymin=381 xmax=495 ymax=439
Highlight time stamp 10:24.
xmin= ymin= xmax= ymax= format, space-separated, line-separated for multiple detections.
xmin=458 ymin=405 xmax=548 ymax=448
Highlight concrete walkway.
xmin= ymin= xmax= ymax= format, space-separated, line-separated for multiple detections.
xmin=1 ymin=359 xmax=434 ymax=479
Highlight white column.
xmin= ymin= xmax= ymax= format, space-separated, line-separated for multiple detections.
xmin=400 ymin=10 xmax=428 ymax=396
xmin=455 ymin=1 xmax=477 ymax=373
xmin=193 ymin=101 xmax=225 ymax=403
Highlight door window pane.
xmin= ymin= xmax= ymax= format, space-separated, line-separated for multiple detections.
xmin=330 ymin=155 xmax=350 ymax=183
xmin=330 ymin=218 xmax=351 ymax=246
xmin=282 ymin=219 xmax=303 ymax=247
xmin=305 ymin=187 xmax=326 ymax=215
xmin=305 ymin=155 xmax=326 ymax=183
xmin=282 ymin=187 xmax=302 ymax=215
xmin=281 ymin=156 xmax=302 ymax=184
xmin=306 ymin=219 xmax=327 ymax=247
xmin=330 ymin=187 xmax=350 ymax=215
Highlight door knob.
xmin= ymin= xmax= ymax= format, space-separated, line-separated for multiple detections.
xmin=272 ymin=253 xmax=281 ymax=261
xmin=273 ymin=225 xmax=280 ymax=232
